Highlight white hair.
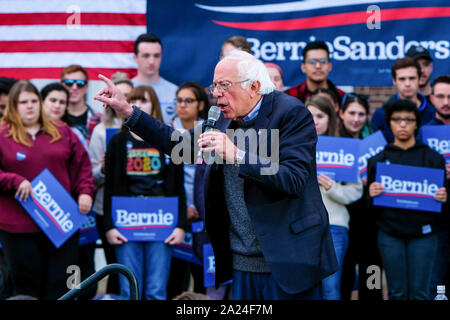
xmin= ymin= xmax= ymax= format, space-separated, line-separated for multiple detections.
xmin=222 ymin=49 xmax=275 ymax=95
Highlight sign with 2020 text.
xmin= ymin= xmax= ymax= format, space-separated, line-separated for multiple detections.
xmin=111 ymin=196 xmax=178 ymax=242
xmin=374 ymin=163 xmax=444 ymax=213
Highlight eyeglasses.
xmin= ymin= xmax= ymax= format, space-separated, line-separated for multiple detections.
xmin=305 ymin=58 xmax=329 ymax=66
xmin=341 ymin=93 xmax=370 ymax=106
xmin=208 ymin=79 xmax=250 ymax=95
xmin=176 ymin=97 xmax=197 ymax=104
xmin=63 ymin=79 xmax=87 ymax=88
xmin=390 ymin=117 xmax=416 ymax=124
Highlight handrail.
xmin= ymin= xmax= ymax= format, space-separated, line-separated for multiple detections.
xmin=58 ymin=263 xmax=139 ymax=300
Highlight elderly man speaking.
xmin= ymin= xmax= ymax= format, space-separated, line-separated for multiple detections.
xmin=95 ymin=50 xmax=337 ymax=300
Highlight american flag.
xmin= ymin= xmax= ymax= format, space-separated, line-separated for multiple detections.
xmin=0 ymin=0 xmax=147 ymax=80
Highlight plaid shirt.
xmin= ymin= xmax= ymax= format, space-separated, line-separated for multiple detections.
xmin=284 ymin=80 xmax=346 ymax=105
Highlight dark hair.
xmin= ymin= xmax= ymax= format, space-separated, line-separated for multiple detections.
xmin=391 ymin=57 xmax=421 ymax=79
xmin=0 ymin=77 xmax=17 ymax=95
xmin=340 ymin=93 xmax=370 ymax=114
xmin=384 ymin=99 xmax=421 ymax=135
xmin=305 ymin=95 xmax=338 ymax=136
xmin=311 ymin=88 xmax=339 ymax=105
xmin=40 ymin=82 xmax=70 ymax=104
xmin=176 ymin=81 xmax=211 ymax=120
xmin=60 ymin=64 xmax=89 ymax=82
xmin=432 ymin=74 xmax=450 ymax=94
xmin=302 ymin=41 xmax=329 ymax=62
xmin=127 ymin=85 xmax=162 ymax=122
xmin=221 ymin=36 xmax=252 ymax=56
xmin=134 ymin=33 xmax=162 ymax=55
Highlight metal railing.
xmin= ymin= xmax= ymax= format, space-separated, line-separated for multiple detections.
xmin=58 ymin=263 xmax=139 ymax=300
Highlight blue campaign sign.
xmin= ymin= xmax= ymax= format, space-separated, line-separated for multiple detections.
xmin=191 ymin=220 xmax=204 ymax=233
xmin=171 ymin=232 xmax=202 ymax=265
xmin=111 ymin=196 xmax=178 ymax=242
xmin=16 ymin=169 xmax=88 ymax=248
xmin=316 ymin=136 xmax=359 ymax=182
xmin=203 ymin=243 xmax=216 ymax=288
xmin=106 ymin=128 xmax=119 ymax=148
xmin=359 ymin=131 xmax=387 ymax=179
xmin=374 ymin=162 xmax=444 ymax=213
xmin=421 ymin=125 xmax=450 ymax=164
xmin=149 ymin=1 xmax=450 ymax=87
xmin=79 ymin=211 xmax=100 ymax=246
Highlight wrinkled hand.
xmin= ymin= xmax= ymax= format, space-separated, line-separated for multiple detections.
xmin=369 ymin=182 xmax=384 ymax=197
xmin=187 ymin=206 xmax=200 ymax=221
xmin=434 ymin=187 xmax=447 ymax=203
xmin=16 ymin=179 xmax=32 ymax=202
xmin=94 ymin=74 xmax=133 ymax=119
xmin=106 ymin=228 xmax=128 ymax=245
xmin=165 ymin=227 xmax=185 ymax=245
xmin=78 ymin=194 xmax=92 ymax=214
xmin=198 ymin=131 xmax=238 ymax=163
xmin=318 ymin=174 xmax=335 ymax=191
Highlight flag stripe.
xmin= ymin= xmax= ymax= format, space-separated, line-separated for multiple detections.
xmin=0 ymin=40 xmax=134 ymax=53
xmin=0 ymin=67 xmax=137 ymax=80
xmin=0 ymin=13 xmax=146 ymax=26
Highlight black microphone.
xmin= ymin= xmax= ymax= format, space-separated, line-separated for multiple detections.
xmin=196 ymin=105 xmax=221 ymax=164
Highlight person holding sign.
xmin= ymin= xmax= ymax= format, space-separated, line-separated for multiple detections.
xmin=0 ymin=80 xmax=94 ymax=300
xmin=103 ymin=85 xmax=187 ymax=300
xmin=367 ymin=100 xmax=448 ymax=300
xmin=337 ymin=93 xmax=384 ymax=300
xmin=95 ymin=50 xmax=338 ymax=300
xmin=306 ymin=95 xmax=363 ymax=300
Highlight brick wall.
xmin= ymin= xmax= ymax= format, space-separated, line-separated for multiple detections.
xmin=354 ymin=86 xmax=396 ymax=119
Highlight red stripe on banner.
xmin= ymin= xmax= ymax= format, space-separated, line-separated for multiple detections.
xmin=119 ymin=226 xmax=169 ymax=230
xmin=383 ymin=192 xmax=434 ymax=199
xmin=32 ymin=196 xmax=65 ymax=234
xmin=0 ymin=40 xmax=134 ymax=53
xmin=213 ymin=7 xmax=450 ymax=30
xmin=0 ymin=13 xmax=146 ymax=26
xmin=317 ymin=164 xmax=352 ymax=169
xmin=0 ymin=68 xmax=137 ymax=80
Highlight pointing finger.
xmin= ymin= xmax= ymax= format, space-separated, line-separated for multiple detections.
xmin=98 ymin=74 xmax=115 ymax=88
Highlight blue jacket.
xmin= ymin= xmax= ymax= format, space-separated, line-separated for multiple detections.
xmin=371 ymin=93 xmax=435 ymax=143
xmin=124 ymin=90 xmax=338 ymax=294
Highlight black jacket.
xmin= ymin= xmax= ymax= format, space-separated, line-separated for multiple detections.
xmin=103 ymin=130 xmax=187 ymax=232
xmin=367 ymin=141 xmax=448 ymax=238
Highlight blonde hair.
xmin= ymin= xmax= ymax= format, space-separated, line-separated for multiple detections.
xmin=1 ymin=80 xmax=61 ymax=146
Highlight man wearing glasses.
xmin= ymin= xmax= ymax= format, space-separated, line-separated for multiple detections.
xmin=95 ymin=50 xmax=338 ymax=300
xmin=285 ymin=41 xmax=345 ymax=105
xmin=60 ymin=64 xmax=101 ymax=142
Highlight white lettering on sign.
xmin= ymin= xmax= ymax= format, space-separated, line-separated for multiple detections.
xmin=380 ymin=176 xmax=439 ymax=196
xmin=359 ymin=146 xmax=384 ymax=170
xmin=427 ymin=138 xmax=449 ymax=154
xmin=33 ymin=181 xmax=74 ymax=232
xmin=316 ymin=149 xmax=355 ymax=167
xmin=115 ymin=209 xmax=174 ymax=227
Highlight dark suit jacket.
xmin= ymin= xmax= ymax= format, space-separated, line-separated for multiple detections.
xmin=124 ymin=90 xmax=338 ymax=294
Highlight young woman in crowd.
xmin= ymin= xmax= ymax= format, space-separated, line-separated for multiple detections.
xmin=0 ymin=80 xmax=94 ymax=299
xmin=166 ymin=81 xmax=208 ymax=298
xmin=88 ymin=72 xmax=133 ymax=295
xmin=337 ymin=93 xmax=384 ymax=300
xmin=306 ymin=95 xmax=363 ymax=300
xmin=103 ymin=85 xmax=187 ymax=300
xmin=264 ymin=62 xmax=285 ymax=91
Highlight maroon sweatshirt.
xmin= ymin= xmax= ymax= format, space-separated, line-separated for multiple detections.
xmin=0 ymin=122 xmax=95 ymax=233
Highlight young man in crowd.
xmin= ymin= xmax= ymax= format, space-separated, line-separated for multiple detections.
xmin=284 ymin=41 xmax=345 ymax=105
xmin=60 ymin=65 xmax=101 ymax=142
xmin=131 ymin=33 xmax=177 ymax=125
xmin=371 ymin=57 xmax=435 ymax=142
xmin=406 ymin=46 xmax=434 ymax=102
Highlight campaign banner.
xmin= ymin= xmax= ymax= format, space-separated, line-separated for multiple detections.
xmin=111 ymin=196 xmax=178 ymax=242
xmin=172 ymin=232 xmax=202 ymax=265
xmin=359 ymin=131 xmax=387 ymax=179
xmin=421 ymin=125 xmax=450 ymax=164
xmin=106 ymin=128 xmax=119 ymax=148
xmin=16 ymin=169 xmax=88 ymax=248
xmin=374 ymin=163 xmax=444 ymax=212
xmin=316 ymin=136 xmax=359 ymax=182
xmin=191 ymin=220 xmax=204 ymax=233
xmin=79 ymin=211 xmax=100 ymax=246
xmin=149 ymin=1 xmax=450 ymax=87
xmin=203 ymin=243 xmax=216 ymax=288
